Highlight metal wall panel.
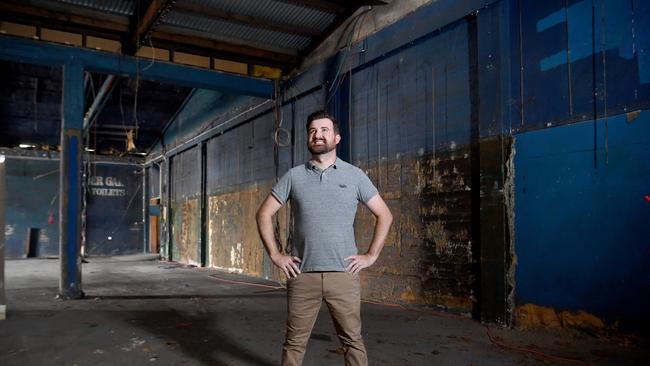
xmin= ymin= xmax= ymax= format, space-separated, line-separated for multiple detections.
xmin=514 ymin=0 xmax=650 ymax=131
xmin=204 ymin=108 xmax=284 ymax=274
xmin=347 ymin=21 xmax=474 ymax=311
xmin=170 ymin=146 xmax=201 ymax=264
xmin=196 ymin=13 xmax=475 ymax=310
xmin=514 ymin=110 xmax=650 ymax=329
xmin=147 ymin=164 xmax=160 ymax=198
xmin=85 ymin=162 xmax=143 ymax=256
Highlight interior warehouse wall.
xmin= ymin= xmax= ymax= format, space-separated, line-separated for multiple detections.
xmin=507 ymin=0 xmax=650 ymax=331
xmin=85 ymin=162 xmax=144 ymax=256
xmin=153 ymin=0 xmax=650 ymax=330
xmin=3 ymin=157 xmax=60 ymax=258
xmin=157 ymin=1 xmax=483 ymax=314
xmin=2 ymin=156 xmax=144 ymax=258
xmin=170 ymin=147 xmax=201 ymax=265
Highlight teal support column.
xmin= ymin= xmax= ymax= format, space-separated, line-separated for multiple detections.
xmin=59 ymin=60 xmax=84 ymax=299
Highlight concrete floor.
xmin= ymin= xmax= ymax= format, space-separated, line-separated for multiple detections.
xmin=1 ymin=256 xmax=647 ymax=366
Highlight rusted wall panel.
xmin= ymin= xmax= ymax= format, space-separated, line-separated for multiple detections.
xmin=171 ymin=198 xmax=199 ymax=264
xmin=170 ymin=147 xmax=201 ymax=264
xmin=354 ymin=151 xmax=473 ymax=311
xmin=205 ymin=110 xmax=291 ymax=279
xmin=207 ymin=188 xmax=267 ymax=276
xmin=347 ymin=21 xmax=474 ymax=312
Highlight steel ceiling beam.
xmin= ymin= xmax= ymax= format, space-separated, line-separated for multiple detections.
xmin=0 ymin=36 xmax=274 ymax=98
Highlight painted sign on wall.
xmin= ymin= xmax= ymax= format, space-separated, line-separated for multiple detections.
xmin=89 ymin=175 xmax=126 ymax=197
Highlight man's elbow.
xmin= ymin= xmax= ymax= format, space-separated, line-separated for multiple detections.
xmin=383 ymin=211 xmax=393 ymax=225
xmin=255 ymin=209 xmax=265 ymax=224
xmin=377 ymin=207 xmax=392 ymax=226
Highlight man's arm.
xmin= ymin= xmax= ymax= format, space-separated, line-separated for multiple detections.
xmin=345 ymin=194 xmax=393 ymax=274
xmin=256 ymin=194 xmax=302 ymax=278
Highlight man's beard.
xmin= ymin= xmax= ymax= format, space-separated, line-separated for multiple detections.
xmin=308 ymin=140 xmax=336 ymax=155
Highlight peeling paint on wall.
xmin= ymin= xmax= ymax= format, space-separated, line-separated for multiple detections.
xmin=504 ymin=138 xmax=516 ymax=325
xmin=515 ymin=303 xmax=607 ymax=332
xmin=353 ymin=150 xmax=474 ymax=312
xmin=172 ymin=198 xmax=200 ymax=265
xmin=208 ymin=186 xmax=267 ymax=276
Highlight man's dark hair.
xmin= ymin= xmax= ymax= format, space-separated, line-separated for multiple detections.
xmin=306 ymin=110 xmax=339 ymax=134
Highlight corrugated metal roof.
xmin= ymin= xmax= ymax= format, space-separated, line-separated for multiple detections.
xmin=14 ymin=0 xmax=364 ymax=68
xmin=186 ymin=0 xmax=336 ymax=33
xmin=163 ymin=11 xmax=311 ymax=52
xmin=55 ymin=0 xmax=135 ymax=16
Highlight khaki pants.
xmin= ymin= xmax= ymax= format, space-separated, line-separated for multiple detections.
xmin=282 ymin=272 xmax=367 ymax=366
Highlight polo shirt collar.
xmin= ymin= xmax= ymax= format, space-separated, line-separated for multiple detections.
xmin=307 ymin=157 xmax=339 ymax=172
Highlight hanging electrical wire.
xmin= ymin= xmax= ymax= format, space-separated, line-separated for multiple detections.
xmin=325 ymin=6 xmax=373 ymax=106
xmin=272 ymin=78 xmax=285 ymax=256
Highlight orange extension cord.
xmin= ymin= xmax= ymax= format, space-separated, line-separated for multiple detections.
xmin=209 ymin=275 xmax=593 ymax=366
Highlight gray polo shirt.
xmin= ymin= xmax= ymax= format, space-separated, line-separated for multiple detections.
xmin=271 ymin=158 xmax=378 ymax=272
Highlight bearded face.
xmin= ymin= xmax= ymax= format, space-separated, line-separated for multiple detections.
xmin=307 ymin=118 xmax=340 ymax=155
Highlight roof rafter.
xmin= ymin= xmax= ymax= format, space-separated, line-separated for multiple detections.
xmin=0 ymin=1 xmax=127 ymax=36
xmin=0 ymin=1 xmax=295 ymax=69
xmin=151 ymin=31 xmax=297 ymax=69
xmin=124 ymin=0 xmax=176 ymax=55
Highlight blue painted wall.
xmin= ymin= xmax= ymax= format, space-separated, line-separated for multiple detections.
xmin=4 ymin=158 xmax=60 ymax=258
xmin=514 ymin=112 xmax=650 ymax=327
xmin=512 ymin=0 xmax=650 ymax=329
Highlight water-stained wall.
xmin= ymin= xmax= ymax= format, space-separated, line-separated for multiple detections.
xmin=170 ymin=147 xmax=201 ymax=265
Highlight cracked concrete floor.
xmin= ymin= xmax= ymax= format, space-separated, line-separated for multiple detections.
xmin=1 ymin=256 xmax=648 ymax=365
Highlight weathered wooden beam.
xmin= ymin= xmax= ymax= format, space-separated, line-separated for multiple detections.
xmin=0 ymin=1 xmax=127 ymax=38
xmin=125 ymin=0 xmax=175 ymax=55
xmin=151 ymin=31 xmax=297 ymax=69
xmin=174 ymin=2 xmax=320 ymax=38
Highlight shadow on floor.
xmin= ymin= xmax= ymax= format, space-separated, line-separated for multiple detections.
xmin=87 ymin=292 xmax=284 ymax=300
xmin=111 ymin=310 xmax=277 ymax=366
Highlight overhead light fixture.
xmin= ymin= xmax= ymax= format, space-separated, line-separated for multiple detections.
xmin=85 ymin=147 xmax=95 ymax=152
xmin=19 ymin=143 xmax=35 ymax=149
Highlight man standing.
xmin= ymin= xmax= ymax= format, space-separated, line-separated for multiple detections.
xmin=256 ymin=110 xmax=393 ymax=366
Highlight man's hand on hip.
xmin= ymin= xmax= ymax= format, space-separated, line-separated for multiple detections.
xmin=345 ymin=254 xmax=378 ymax=274
xmin=271 ymin=253 xmax=302 ymax=278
